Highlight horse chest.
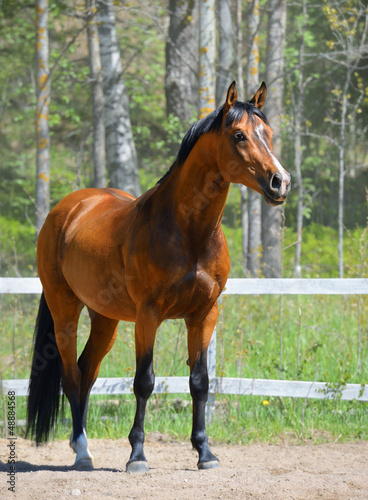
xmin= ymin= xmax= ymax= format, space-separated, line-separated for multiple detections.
xmin=191 ymin=269 xmax=219 ymax=300
xmin=164 ymin=267 xmax=222 ymax=319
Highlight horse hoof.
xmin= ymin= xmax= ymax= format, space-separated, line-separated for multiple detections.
xmin=198 ymin=460 xmax=220 ymax=470
xmin=126 ymin=460 xmax=149 ymax=474
xmin=73 ymin=458 xmax=94 ymax=471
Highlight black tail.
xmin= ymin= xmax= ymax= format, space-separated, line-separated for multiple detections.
xmin=26 ymin=292 xmax=62 ymax=444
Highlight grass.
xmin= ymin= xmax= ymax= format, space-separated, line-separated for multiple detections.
xmin=1 ymin=289 xmax=368 ymax=445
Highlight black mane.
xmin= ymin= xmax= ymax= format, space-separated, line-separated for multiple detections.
xmin=157 ymin=100 xmax=269 ymax=185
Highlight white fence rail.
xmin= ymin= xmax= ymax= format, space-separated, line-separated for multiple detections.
xmin=1 ymin=277 xmax=368 ymax=295
xmin=1 ymin=277 xmax=368 ymax=406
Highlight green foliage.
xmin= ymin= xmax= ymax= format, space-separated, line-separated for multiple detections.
xmin=0 ymin=217 xmax=36 ymax=274
xmin=1 ymin=0 xmax=367 ymax=277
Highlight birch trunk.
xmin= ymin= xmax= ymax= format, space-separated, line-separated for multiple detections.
xmin=216 ymin=0 xmax=233 ymax=106
xmin=35 ymin=0 xmax=50 ymax=238
xmin=86 ymin=0 xmax=106 ymax=188
xmin=165 ymin=0 xmax=198 ymax=122
xmin=236 ymin=0 xmax=247 ymax=274
xmin=240 ymin=185 xmax=248 ymax=273
xmin=198 ymin=0 xmax=216 ymax=118
xmin=338 ymin=77 xmax=350 ymax=279
xmin=246 ymin=0 xmax=262 ymax=277
xmin=262 ymin=0 xmax=286 ymax=278
xmin=294 ymin=0 xmax=306 ymax=278
xmin=97 ymin=0 xmax=141 ymax=197
xmin=236 ymin=0 xmax=245 ymax=100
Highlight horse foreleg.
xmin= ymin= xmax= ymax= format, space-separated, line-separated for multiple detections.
xmin=126 ymin=309 xmax=159 ymax=473
xmin=186 ymin=302 xmax=220 ymax=470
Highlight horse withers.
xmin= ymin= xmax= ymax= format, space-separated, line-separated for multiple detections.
xmin=26 ymin=82 xmax=291 ymax=472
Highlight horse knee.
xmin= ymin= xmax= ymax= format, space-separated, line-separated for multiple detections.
xmin=134 ymin=351 xmax=155 ymax=400
xmin=189 ymin=352 xmax=209 ymax=402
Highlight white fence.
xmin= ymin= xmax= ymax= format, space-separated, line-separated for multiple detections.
xmin=1 ymin=278 xmax=368 ymax=408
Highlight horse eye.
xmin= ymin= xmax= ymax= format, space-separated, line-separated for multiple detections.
xmin=234 ymin=132 xmax=246 ymax=142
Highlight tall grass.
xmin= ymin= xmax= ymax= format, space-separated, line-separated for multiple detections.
xmin=1 ymin=290 xmax=367 ymax=444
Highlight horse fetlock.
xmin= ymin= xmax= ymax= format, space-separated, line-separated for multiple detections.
xmin=71 ymin=430 xmax=93 ymax=463
xmin=129 ymin=427 xmax=145 ymax=446
xmin=191 ymin=429 xmax=208 ymax=450
xmin=191 ymin=431 xmax=218 ymax=466
xmin=127 ymin=438 xmax=147 ymax=470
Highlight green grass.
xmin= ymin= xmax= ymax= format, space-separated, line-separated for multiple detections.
xmin=1 ymin=290 xmax=368 ymax=444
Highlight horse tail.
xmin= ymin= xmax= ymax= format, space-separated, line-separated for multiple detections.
xmin=26 ymin=292 xmax=62 ymax=444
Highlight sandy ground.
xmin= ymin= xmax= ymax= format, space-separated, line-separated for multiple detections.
xmin=1 ymin=434 xmax=368 ymax=499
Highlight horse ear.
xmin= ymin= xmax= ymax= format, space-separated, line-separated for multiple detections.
xmin=249 ymin=82 xmax=267 ymax=110
xmin=224 ymin=81 xmax=238 ymax=114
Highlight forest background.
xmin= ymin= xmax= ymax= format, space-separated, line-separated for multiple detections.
xmin=1 ymin=0 xmax=368 ymax=442
xmin=0 ymin=0 xmax=367 ymax=281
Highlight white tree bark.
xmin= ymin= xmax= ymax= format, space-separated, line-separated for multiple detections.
xmin=247 ymin=0 xmax=262 ymax=277
xmin=35 ymin=0 xmax=50 ymax=237
xmin=97 ymin=0 xmax=141 ymax=197
xmin=262 ymin=0 xmax=286 ymax=278
xmin=240 ymin=185 xmax=248 ymax=274
xmin=165 ymin=0 xmax=198 ymax=122
xmin=198 ymin=0 xmax=216 ymax=118
xmin=236 ymin=0 xmax=247 ymax=274
xmin=236 ymin=0 xmax=245 ymax=100
xmin=86 ymin=0 xmax=106 ymax=188
xmin=216 ymin=0 xmax=233 ymax=106
xmin=338 ymin=77 xmax=349 ymax=279
xmin=294 ymin=0 xmax=306 ymax=278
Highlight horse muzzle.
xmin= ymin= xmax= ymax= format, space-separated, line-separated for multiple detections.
xmin=261 ymin=172 xmax=291 ymax=206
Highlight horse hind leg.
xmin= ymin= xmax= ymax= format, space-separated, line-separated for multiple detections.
xmin=47 ymin=292 xmax=93 ymax=470
xmin=186 ymin=302 xmax=220 ymax=470
xmin=78 ymin=311 xmax=119 ymax=433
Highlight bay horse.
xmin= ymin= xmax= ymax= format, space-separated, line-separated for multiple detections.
xmin=26 ymin=82 xmax=290 ymax=472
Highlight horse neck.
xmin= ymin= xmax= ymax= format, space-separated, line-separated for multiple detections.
xmin=160 ymin=134 xmax=230 ymax=246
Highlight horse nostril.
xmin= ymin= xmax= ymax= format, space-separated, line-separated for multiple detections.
xmin=270 ymin=173 xmax=282 ymax=193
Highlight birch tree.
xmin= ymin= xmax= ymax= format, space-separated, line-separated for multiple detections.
xmin=165 ymin=0 xmax=198 ymax=122
xmin=216 ymin=0 xmax=233 ymax=106
xmin=262 ymin=0 xmax=286 ymax=278
xmin=35 ymin=0 xmax=50 ymax=237
xmin=86 ymin=0 xmax=106 ymax=188
xmin=293 ymin=0 xmax=307 ymax=278
xmin=246 ymin=0 xmax=262 ymax=277
xmin=97 ymin=0 xmax=141 ymax=197
xmin=198 ymin=0 xmax=216 ymax=118
xmin=236 ymin=0 xmax=248 ymax=274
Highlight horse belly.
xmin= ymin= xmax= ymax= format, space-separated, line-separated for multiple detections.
xmin=61 ymin=247 xmax=137 ymax=322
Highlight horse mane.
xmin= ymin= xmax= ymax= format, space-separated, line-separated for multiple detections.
xmin=157 ymin=100 xmax=269 ymax=185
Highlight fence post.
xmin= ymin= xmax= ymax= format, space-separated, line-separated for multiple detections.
xmin=206 ymin=326 xmax=216 ymax=423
